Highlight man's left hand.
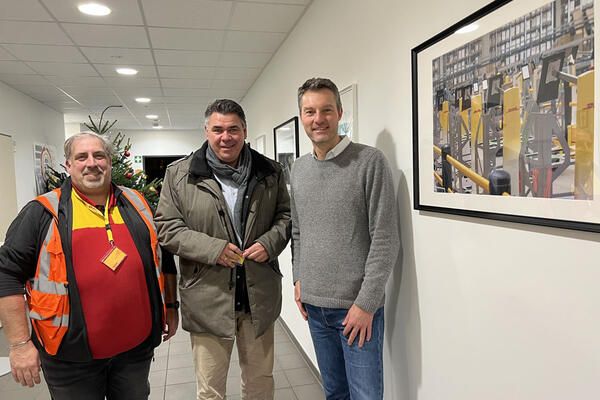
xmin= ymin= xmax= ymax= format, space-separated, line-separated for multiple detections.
xmin=162 ymin=309 xmax=179 ymax=342
xmin=243 ymin=242 xmax=269 ymax=263
xmin=342 ymin=304 xmax=374 ymax=348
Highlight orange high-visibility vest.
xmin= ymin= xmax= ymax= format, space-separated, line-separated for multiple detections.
xmin=27 ymin=187 xmax=165 ymax=356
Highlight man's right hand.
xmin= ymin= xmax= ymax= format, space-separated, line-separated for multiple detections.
xmin=9 ymin=341 xmax=41 ymax=387
xmin=217 ymin=243 xmax=243 ymax=268
xmin=294 ymin=281 xmax=307 ymax=320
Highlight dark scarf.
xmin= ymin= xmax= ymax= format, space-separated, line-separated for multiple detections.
xmin=206 ymin=143 xmax=252 ymax=242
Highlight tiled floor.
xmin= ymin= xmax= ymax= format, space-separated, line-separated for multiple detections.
xmin=0 ymin=319 xmax=325 ymax=400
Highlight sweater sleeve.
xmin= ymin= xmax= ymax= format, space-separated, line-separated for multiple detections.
xmin=0 ymin=202 xmax=50 ymax=297
xmin=353 ymin=150 xmax=400 ymax=313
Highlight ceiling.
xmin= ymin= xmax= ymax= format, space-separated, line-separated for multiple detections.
xmin=0 ymin=0 xmax=311 ymax=130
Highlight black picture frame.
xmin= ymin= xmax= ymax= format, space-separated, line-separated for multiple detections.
xmin=273 ymin=116 xmax=300 ymax=188
xmin=411 ymin=0 xmax=599 ymax=233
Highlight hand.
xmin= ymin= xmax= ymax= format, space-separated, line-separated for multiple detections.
xmin=294 ymin=281 xmax=307 ymax=321
xmin=342 ymin=304 xmax=374 ymax=348
xmin=242 ymin=242 xmax=269 ymax=263
xmin=9 ymin=341 xmax=41 ymax=387
xmin=216 ymin=243 xmax=243 ymax=268
xmin=162 ymin=308 xmax=179 ymax=342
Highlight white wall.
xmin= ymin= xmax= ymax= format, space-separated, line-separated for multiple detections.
xmin=0 ymin=81 xmax=65 ymax=209
xmin=241 ymin=1 xmax=600 ymax=399
xmin=117 ymin=129 xmax=202 ymax=170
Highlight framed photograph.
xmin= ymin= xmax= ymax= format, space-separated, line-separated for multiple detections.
xmin=273 ymin=116 xmax=300 ymax=189
xmin=254 ymin=134 xmax=266 ymax=155
xmin=412 ymin=0 xmax=599 ymax=232
xmin=339 ymin=83 xmax=358 ymax=140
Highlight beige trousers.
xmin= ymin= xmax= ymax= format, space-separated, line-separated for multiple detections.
xmin=190 ymin=313 xmax=275 ymax=400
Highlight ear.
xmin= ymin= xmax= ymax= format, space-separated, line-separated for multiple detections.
xmin=65 ymin=159 xmax=72 ymax=174
xmin=337 ymin=107 xmax=343 ymax=121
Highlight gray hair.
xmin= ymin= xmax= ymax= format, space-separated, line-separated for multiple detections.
xmin=204 ymin=99 xmax=247 ymax=129
xmin=297 ymin=78 xmax=342 ymax=111
xmin=64 ymin=132 xmax=114 ymax=161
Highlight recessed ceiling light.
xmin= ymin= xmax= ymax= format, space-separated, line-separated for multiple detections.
xmin=135 ymin=97 xmax=151 ymax=103
xmin=116 ymin=67 xmax=138 ymax=76
xmin=78 ymin=3 xmax=111 ymax=16
xmin=456 ymin=23 xmax=479 ymax=34
xmin=145 ymin=114 xmax=158 ymax=120
xmin=152 ymin=125 xmax=163 ymax=129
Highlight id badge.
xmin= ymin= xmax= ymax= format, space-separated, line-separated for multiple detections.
xmin=101 ymin=245 xmax=128 ymax=271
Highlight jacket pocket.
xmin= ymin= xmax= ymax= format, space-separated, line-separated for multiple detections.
xmin=180 ymin=263 xmax=210 ymax=289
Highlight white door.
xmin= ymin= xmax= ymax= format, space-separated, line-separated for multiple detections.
xmin=0 ymin=133 xmax=18 ymax=241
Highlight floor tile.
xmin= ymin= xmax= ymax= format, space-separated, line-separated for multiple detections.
xmin=167 ymin=341 xmax=192 ymax=356
xmin=273 ymin=370 xmax=290 ymax=389
xmin=149 ymin=369 xmax=167 ymax=388
xmin=149 ymin=386 xmax=165 ymax=400
xmin=274 ymin=387 xmax=298 ymax=400
xmin=277 ymin=353 xmax=307 ymax=370
xmin=284 ymin=367 xmax=317 ymax=386
xmin=166 ymin=366 xmax=196 ymax=386
xmin=151 ymin=355 xmax=168 ymax=372
xmin=167 ymin=353 xmax=194 ymax=369
xmin=164 ymin=382 xmax=196 ymax=400
xmin=292 ymin=383 xmax=325 ymax=399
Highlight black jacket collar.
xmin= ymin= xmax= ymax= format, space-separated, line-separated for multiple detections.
xmin=189 ymin=141 xmax=276 ymax=181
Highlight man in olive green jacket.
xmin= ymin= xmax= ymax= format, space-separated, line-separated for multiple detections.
xmin=155 ymin=99 xmax=291 ymax=400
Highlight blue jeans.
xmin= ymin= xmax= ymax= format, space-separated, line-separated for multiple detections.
xmin=305 ymin=304 xmax=384 ymax=400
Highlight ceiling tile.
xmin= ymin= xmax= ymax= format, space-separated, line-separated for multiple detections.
xmin=157 ymin=66 xmax=215 ymax=79
xmin=26 ymin=62 xmax=98 ymax=76
xmin=161 ymin=96 xmax=212 ymax=104
xmin=41 ymin=0 xmax=143 ymax=25
xmin=154 ymin=50 xmax=219 ymax=67
xmin=142 ymin=0 xmax=232 ymax=29
xmin=95 ymin=64 xmax=157 ymax=78
xmin=0 ymin=0 xmax=53 ymax=21
xmin=75 ymin=95 xmax=123 ymax=106
xmin=223 ymin=31 xmax=286 ymax=52
xmin=113 ymin=87 xmax=163 ymax=97
xmin=44 ymin=76 xmax=106 ymax=87
xmin=229 ymin=2 xmax=305 ymax=32
xmin=0 ymin=61 xmax=37 ymax=74
xmin=209 ymin=88 xmax=246 ymax=99
xmin=62 ymin=24 xmax=149 ymax=48
xmin=0 ymin=47 xmax=16 ymax=61
xmin=163 ymin=88 xmax=211 ymax=97
xmin=104 ymin=77 xmax=161 ymax=88
xmin=2 ymin=44 xmax=86 ymax=63
xmin=11 ymin=84 xmax=63 ymax=97
xmin=61 ymin=87 xmax=117 ymax=97
xmin=0 ymin=73 xmax=49 ymax=85
xmin=0 ymin=21 xmax=72 ymax=45
xmin=214 ymin=67 xmax=261 ymax=80
xmin=238 ymin=0 xmax=310 ymax=4
xmin=149 ymin=28 xmax=225 ymax=51
xmin=80 ymin=47 xmax=155 ymax=65
xmin=211 ymin=79 xmax=252 ymax=90
xmin=160 ymin=78 xmax=211 ymax=88
xmin=218 ymin=52 xmax=271 ymax=68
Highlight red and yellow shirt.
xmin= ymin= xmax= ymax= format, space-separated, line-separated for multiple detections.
xmin=70 ymin=186 xmax=152 ymax=359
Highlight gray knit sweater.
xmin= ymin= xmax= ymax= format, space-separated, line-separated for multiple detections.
xmin=290 ymin=142 xmax=399 ymax=313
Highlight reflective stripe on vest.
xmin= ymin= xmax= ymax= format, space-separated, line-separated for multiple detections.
xmin=119 ymin=187 xmax=166 ymax=323
xmin=28 ymin=188 xmax=69 ymax=356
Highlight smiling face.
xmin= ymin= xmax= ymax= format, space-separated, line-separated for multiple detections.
xmin=205 ymin=112 xmax=247 ymax=167
xmin=65 ymin=135 xmax=112 ymax=197
xmin=299 ymin=89 xmax=343 ymax=152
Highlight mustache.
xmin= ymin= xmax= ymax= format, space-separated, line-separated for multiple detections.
xmin=82 ymin=166 xmax=105 ymax=175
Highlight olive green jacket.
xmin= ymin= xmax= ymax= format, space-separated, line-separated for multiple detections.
xmin=155 ymin=142 xmax=291 ymax=338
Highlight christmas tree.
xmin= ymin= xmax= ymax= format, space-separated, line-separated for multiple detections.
xmin=46 ymin=107 xmax=162 ymax=210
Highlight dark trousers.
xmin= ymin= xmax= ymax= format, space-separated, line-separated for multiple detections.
xmin=40 ymin=340 xmax=154 ymax=400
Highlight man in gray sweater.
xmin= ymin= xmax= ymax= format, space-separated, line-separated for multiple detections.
xmin=291 ymin=78 xmax=399 ymax=400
